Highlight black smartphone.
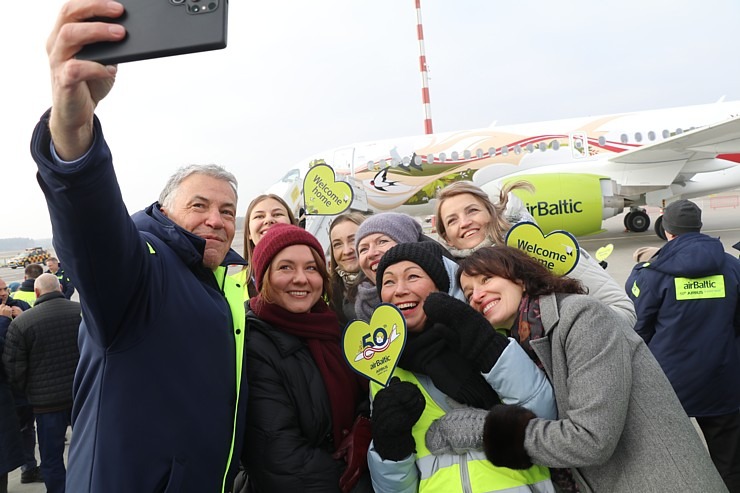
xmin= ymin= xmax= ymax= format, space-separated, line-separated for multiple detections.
xmin=76 ymin=0 xmax=228 ymax=65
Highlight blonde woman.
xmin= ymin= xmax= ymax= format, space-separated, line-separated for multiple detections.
xmin=434 ymin=181 xmax=635 ymax=325
xmin=237 ymin=194 xmax=297 ymax=300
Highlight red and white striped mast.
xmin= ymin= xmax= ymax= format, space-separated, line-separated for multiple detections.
xmin=415 ymin=0 xmax=434 ymax=134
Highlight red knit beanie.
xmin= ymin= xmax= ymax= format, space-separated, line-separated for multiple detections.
xmin=251 ymin=223 xmax=325 ymax=291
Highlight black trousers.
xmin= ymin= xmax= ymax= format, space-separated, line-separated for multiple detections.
xmin=696 ymin=411 xmax=740 ymax=493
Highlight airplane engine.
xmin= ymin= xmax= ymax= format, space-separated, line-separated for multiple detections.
xmin=486 ymin=174 xmax=624 ymax=236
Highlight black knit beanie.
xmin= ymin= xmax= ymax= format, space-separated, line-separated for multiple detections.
xmin=375 ymin=242 xmax=450 ymax=295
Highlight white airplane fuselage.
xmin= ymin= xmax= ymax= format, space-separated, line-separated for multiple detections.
xmin=268 ymin=101 xmax=740 ymax=237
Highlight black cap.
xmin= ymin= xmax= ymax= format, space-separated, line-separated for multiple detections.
xmin=376 ymin=242 xmax=450 ymax=295
xmin=662 ymin=200 xmax=702 ymax=235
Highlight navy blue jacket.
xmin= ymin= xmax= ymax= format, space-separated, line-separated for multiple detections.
xmin=31 ymin=112 xmax=248 ymax=493
xmin=46 ymin=266 xmax=75 ymax=299
xmin=0 ymin=298 xmax=31 ymax=338
xmin=626 ymin=232 xmax=740 ymax=416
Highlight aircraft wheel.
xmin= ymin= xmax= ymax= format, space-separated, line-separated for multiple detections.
xmin=625 ymin=210 xmax=650 ymax=233
xmin=623 ymin=212 xmax=632 ymax=229
xmin=654 ymin=215 xmax=667 ymax=240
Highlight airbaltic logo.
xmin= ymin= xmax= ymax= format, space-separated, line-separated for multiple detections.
xmin=674 ymin=275 xmax=725 ymax=300
xmin=526 ymin=199 xmax=583 ymax=216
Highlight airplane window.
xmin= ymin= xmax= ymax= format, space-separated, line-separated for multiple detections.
xmin=414 ymin=155 xmax=423 ymax=165
xmin=403 ymin=156 xmax=411 ymax=166
xmin=635 ymin=132 xmax=643 ymax=142
xmin=574 ymin=140 xmax=582 ymax=149
xmin=648 ymin=131 xmax=656 ymax=141
xmin=551 ymin=140 xmax=560 ymax=150
xmin=501 ymin=146 xmax=509 ymax=155
xmin=662 ymin=129 xmax=670 ymax=138
xmin=476 ymin=149 xmax=484 ymax=158
xmin=598 ymin=136 xmax=606 ymax=146
xmin=676 ymin=128 xmax=683 ymax=135
xmin=514 ymin=145 xmax=522 ymax=155
xmin=464 ymin=150 xmax=472 ymax=159
xmin=451 ymin=151 xmax=459 ymax=160
xmin=525 ymin=143 xmax=534 ymax=153
xmin=439 ymin=152 xmax=447 ymax=162
xmin=538 ymin=142 xmax=547 ymax=152
xmin=426 ymin=154 xmax=434 ymax=164
xmin=621 ymin=134 xmax=628 ymax=143
xmin=488 ymin=147 xmax=496 ymax=157
xmin=280 ymin=168 xmax=301 ymax=183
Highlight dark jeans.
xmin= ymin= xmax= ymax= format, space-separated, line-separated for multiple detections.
xmin=36 ymin=409 xmax=71 ymax=493
xmin=696 ymin=411 xmax=740 ymax=493
xmin=15 ymin=404 xmax=37 ymax=471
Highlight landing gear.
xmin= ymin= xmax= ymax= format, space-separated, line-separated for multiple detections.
xmin=624 ymin=209 xmax=650 ymax=233
xmin=654 ymin=215 xmax=667 ymax=240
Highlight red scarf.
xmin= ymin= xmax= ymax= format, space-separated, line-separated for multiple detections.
xmin=250 ymin=295 xmax=360 ymax=447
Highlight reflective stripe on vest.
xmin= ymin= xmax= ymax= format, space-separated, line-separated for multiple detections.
xmin=371 ymin=369 xmax=552 ymax=493
xmin=674 ymin=275 xmax=725 ymax=300
xmin=215 ymin=266 xmax=246 ymax=492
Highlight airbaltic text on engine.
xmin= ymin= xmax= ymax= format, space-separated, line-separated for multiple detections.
xmin=526 ymin=199 xmax=583 ymax=216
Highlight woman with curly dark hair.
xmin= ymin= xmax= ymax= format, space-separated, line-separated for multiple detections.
xmin=428 ymin=246 xmax=726 ymax=492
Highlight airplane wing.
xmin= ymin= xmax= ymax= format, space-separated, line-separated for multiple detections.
xmin=607 ymin=115 xmax=740 ymax=186
xmin=611 ymin=115 xmax=740 ymax=164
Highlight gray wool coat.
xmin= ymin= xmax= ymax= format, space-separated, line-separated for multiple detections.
xmin=526 ymin=293 xmax=727 ymax=493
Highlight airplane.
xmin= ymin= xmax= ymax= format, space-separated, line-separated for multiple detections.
xmin=266 ymin=100 xmax=740 ymax=241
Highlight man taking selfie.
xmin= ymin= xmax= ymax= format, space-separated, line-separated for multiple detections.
xmin=29 ymin=1 xmax=248 ymax=491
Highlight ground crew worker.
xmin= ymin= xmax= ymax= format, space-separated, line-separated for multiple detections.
xmin=626 ymin=199 xmax=740 ymax=493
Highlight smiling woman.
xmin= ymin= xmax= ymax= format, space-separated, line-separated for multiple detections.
xmin=367 ymin=241 xmax=557 ymax=493
xmin=328 ymin=212 xmax=367 ymax=326
xmin=242 ymin=223 xmax=373 ymax=492
xmin=441 ymin=245 xmax=728 ymax=492
xmin=237 ymin=194 xmax=297 ymax=300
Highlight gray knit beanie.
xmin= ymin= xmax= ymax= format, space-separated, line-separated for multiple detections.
xmin=662 ymin=199 xmax=702 ymax=235
xmin=355 ymin=213 xmax=422 ymax=249
xmin=375 ymin=242 xmax=450 ymax=295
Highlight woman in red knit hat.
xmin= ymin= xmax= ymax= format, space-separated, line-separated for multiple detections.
xmin=240 ymin=223 xmax=372 ymax=493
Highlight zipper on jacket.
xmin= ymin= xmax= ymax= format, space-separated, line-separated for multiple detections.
xmin=460 ymin=454 xmax=473 ymax=493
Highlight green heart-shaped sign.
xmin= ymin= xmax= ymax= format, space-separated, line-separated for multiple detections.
xmin=505 ymin=222 xmax=580 ymax=276
xmin=342 ymin=303 xmax=407 ymax=387
xmin=303 ymin=164 xmax=353 ymax=215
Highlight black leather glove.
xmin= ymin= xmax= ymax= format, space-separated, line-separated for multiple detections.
xmin=483 ymin=404 xmax=536 ymax=469
xmin=423 ymin=292 xmax=510 ymax=372
xmin=371 ymin=377 xmax=425 ymax=461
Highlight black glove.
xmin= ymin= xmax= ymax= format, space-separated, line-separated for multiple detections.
xmin=371 ymin=377 xmax=425 ymax=461
xmin=423 ymin=292 xmax=510 ymax=372
xmin=483 ymin=404 xmax=536 ymax=469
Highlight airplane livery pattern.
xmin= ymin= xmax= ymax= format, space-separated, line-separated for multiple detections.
xmin=268 ymin=101 xmax=740 ymax=238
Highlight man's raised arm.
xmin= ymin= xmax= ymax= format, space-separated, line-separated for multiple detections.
xmin=46 ymin=0 xmax=125 ymax=160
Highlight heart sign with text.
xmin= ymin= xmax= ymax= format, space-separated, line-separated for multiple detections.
xmin=342 ymin=303 xmax=407 ymax=387
xmin=302 ymin=164 xmax=353 ymax=215
xmin=505 ymin=222 xmax=580 ymax=276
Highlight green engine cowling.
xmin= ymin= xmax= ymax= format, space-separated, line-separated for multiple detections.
xmin=503 ymin=174 xmax=624 ymax=237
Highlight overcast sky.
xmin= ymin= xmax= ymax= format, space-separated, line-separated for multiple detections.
xmin=2 ymin=0 xmax=739 ymax=239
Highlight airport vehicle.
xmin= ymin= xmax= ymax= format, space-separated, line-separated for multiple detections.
xmin=8 ymin=247 xmax=51 ymax=269
xmin=267 ymin=101 xmax=740 ymax=239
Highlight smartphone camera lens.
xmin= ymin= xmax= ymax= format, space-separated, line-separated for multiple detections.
xmin=189 ymin=4 xmax=200 ymax=12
